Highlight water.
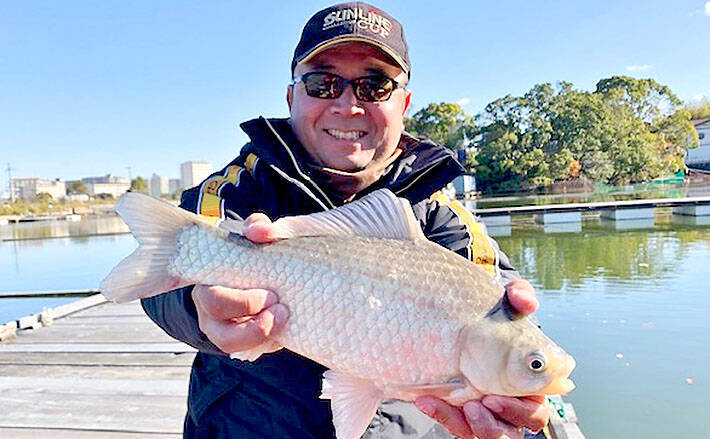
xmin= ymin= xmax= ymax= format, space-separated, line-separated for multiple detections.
xmin=0 ymin=217 xmax=135 ymax=322
xmin=496 ymin=221 xmax=710 ymax=439
xmin=1 ymin=216 xmax=709 ymax=437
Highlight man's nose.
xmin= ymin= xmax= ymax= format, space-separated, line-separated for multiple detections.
xmin=330 ymin=85 xmax=365 ymax=116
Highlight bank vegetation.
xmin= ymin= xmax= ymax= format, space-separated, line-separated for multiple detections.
xmin=405 ymin=76 xmax=701 ymax=193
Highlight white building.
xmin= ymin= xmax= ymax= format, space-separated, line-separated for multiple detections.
xmin=81 ymin=174 xmax=130 ymax=198
xmin=11 ymin=178 xmax=66 ymax=201
xmin=150 ymin=174 xmax=169 ymax=198
xmin=180 ymin=162 xmax=212 ymax=189
xmin=687 ymin=119 xmax=710 ymax=169
xmin=169 ymin=178 xmax=182 ymax=194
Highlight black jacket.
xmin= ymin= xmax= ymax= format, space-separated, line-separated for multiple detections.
xmin=142 ymin=117 xmax=520 ymax=438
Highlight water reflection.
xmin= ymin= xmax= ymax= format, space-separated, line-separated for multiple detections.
xmin=599 ymin=218 xmax=656 ymax=230
xmin=672 ymin=215 xmax=710 ymax=227
xmin=0 ymin=216 xmax=128 ymax=242
xmin=541 ymin=222 xmax=582 ymax=234
xmin=0 ymin=218 xmax=136 ymax=293
xmin=497 ymin=226 xmax=710 ymax=291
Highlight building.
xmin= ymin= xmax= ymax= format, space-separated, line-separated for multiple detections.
xmin=169 ymin=178 xmax=182 ymax=194
xmin=150 ymin=174 xmax=169 ymax=198
xmin=81 ymin=174 xmax=130 ymax=198
xmin=180 ymin=162 xmax=212 ymax=189
xmin=11 ymin=178 xmax=66 ymax=201
xmin=687 ymin=119 xmax=710 ymax=169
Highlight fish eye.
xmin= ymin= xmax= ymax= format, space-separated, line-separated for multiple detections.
xmin=527 ymin=352 xmax=547 ymax=372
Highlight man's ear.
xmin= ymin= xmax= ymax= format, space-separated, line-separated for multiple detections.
xmin=402 ymin=89 xmax=412 ymax=116
xmin=286 ymin=85 xmax=294 ymax=112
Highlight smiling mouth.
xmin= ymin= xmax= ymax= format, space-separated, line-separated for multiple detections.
xmin=325 ymin=129 xmax=366 ymax=141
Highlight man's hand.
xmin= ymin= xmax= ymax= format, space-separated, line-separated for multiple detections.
xmin=192 ymin=285 xmax=288 ymax=353
xmin=192 ymin=213 xmax=289 ymax=354
xmin=415 ymin=278 xmax=550 ymax=439
xmin=416 ymin=395 xmax=549 ymax=439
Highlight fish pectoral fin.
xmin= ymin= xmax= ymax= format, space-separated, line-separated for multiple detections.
xmin=229 ymin=340 xmax=283 ymax=362
xmin=389 ymin=380 xmax=468 ymax=400
xmin=320 ymin=370 xmax=383 ymax=439
xmin=273 ymin=189 xmax=426 ymax=241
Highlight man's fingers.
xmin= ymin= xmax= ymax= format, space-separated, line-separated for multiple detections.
xmin=198 ymin=303 xmax=289 ymax=353
xmin=463 ymin=401 xmax=524 ymax=439
xmin=481 ymin=395 xmax=550 ymax=433
xmin=415 ymin=396 xmax=473 ymax=439
xmin=193 ymin=285 xmax=277 ymax=320
xmin=243 ymin=213 xmax=281 ymax=243
xmin=505 ymin=278 xmax=538 ymax=315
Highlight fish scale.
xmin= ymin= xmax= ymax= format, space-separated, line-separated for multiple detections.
xmin=170 ymin=225 xmax=494 ymax=386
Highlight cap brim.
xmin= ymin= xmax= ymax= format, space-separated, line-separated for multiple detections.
xmin=296 ymin=36 xmax=409 ymax=75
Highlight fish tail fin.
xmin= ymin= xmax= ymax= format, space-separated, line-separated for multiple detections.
xmin=100 ymin=193 xmax=208 ymax=303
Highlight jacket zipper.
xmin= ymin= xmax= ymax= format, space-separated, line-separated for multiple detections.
xmin=262 ymin=118 xmax=336 ymax=210
xmin=393 ymin=155 xmax=451 ymax=196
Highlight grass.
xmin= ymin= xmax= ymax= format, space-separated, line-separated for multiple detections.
xmin=0 ymin=198 xmax=116 ymax=216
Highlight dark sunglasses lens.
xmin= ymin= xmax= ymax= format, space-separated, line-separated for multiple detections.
xmin=355 ymin=77 xmax=394 ymax=102
xmin=303 ymin=73 xmax=343 ymax=98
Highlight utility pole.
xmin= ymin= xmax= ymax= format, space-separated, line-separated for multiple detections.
xmin=6 ymin=162 xmax=15 ymax=203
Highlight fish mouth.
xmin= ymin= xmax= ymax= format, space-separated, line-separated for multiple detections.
xmin=540 ymin=354 xmax=576 ymax=395
xmin=540 ymin=377 xmax=575 ymax=395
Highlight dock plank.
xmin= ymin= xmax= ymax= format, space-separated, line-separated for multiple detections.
xmin=9 ymin=323 xmax=182 ymax=344
xmin=0 ymin=295 xmax=195 ymax=438
xmin=0 ymin=342 xmax=194 ymax=353
xmin=0 ymin=352 xmax=194 ymax=367
xmin=0 ymin=428 xmax=180 ymax=439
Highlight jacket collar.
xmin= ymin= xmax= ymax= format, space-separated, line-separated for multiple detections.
xmin=239 ymin=117 xmax=465 ymax=205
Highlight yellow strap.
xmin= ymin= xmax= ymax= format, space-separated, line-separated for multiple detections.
xmin=198 ymin=165 xmax=244 ymax=219
xmin=429 ymin=191 xmax=497 ymax=276
xmin=245 ymin=153 xmax=258 ymax=174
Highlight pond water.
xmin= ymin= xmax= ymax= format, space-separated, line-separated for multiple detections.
xmin=496 ymin=218 xmax=710 ymax=439
xmin=1 ymin=216 xmax=709 ymax=438
xmin=0 ymin=217 xmax=134 ymax=322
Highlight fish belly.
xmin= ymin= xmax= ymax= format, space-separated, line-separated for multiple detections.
xmin=171 ymin=225 xmax=502 ymax=389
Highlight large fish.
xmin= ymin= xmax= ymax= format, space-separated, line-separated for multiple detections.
xmin=101 ymin=189 xmax=575 ymax=439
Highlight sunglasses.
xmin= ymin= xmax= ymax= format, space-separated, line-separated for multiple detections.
xmin=291 ymin=72 xmax=405 ymax=102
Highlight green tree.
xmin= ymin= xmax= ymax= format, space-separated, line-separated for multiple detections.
xmin=594 ymin=76 xmax=681 ymax=122
xmin=130 ymin=177 xmax=148 ymax=193
xmin=66 ymin=181 xmax=89 ymax=195
xmin=472 ymin=77 xmax=696 ymax=191
xmin=686 ymin=101 xmax=710 ymax=120
xmin=405 ymin=102 xmax=476 ymax=151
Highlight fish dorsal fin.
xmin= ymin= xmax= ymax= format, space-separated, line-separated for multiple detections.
xmin=217 ymin=217 xmax=245 ymax=235
xmin=274 ymin=189 xmax=425 ymax=241
xmin=321 ymin=370 xmax=383 ymax=439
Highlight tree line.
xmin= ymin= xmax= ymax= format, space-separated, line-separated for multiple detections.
xmin=405 ymin=76 xmax=702 ymax=192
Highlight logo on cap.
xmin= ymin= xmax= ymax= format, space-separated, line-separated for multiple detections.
xmin=322 ymin=7 xmax=393 ymax=38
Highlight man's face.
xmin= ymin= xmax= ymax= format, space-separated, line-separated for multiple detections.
xmin=287 ymin=43 xmax=412 ymax=172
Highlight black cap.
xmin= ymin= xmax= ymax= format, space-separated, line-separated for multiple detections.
xmin=291 ymin=2 xmax=410 ymax=76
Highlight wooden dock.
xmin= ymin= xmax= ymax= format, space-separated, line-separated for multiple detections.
xmin=0 ymin=295 xmax=195 ymax=438
xmin=0 ymin=294 xmax=585 ymax=438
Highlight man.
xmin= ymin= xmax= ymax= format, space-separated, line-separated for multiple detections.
xmin=142 ymin=3 xmax=549 ymax=438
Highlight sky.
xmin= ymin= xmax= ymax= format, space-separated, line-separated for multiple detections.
xmin=2 ymin=0 xmax=710 ymax=194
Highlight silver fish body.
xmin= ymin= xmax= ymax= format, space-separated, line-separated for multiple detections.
xmin=100 ymin=189 xmax=575 ymax=439
xmin=172 ymin=225 xmax=502 ymax=390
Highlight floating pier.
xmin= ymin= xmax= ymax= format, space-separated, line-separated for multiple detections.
xmin=546 ymin=395 xmax=586 ymax=439
xmin=473 ymin=196 xmax=710 ymax=231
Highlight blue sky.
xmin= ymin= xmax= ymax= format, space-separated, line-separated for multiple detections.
xmin=2 ymin=0 xmax=709 ymax=193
